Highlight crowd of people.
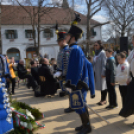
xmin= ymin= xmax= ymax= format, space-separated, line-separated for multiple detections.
xmin=3 ymin=36 xmax=134 ymax=134
xmin=1 ymin=13 xmax=134 ymax=134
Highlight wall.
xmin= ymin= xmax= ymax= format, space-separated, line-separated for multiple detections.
xmin=1 ymin=25 xmax=102 ymax=60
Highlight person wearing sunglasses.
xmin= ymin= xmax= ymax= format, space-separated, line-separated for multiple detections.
xmin=93 ymin=40 xmax=107 ymax=106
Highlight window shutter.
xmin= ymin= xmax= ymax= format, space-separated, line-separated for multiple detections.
xmin=44 ymin=30 xmax=47 ymax=38
xmin=14 ymin=30 xmax=18 ymax=39
xmin=34 ymin=30 xmax=36 ymax=38
xmin=25 ymin=30 xmax=27 ymax=38
xmin=92 ymin=29 xmax=96 ymax=36
xmin=94 ymin=31 xmax=97 ymax=36
xmin=50 ymin=29 xmax=53 ymax=38
xmin=5 ymin=30 xmax=9 ymax=39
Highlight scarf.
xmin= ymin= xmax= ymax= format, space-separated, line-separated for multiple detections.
xmin=95 ymin=49 xmax=102 ymax=56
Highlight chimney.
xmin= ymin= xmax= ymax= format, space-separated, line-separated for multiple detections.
xmin=62 ymin=0 xmax=69 ymax=8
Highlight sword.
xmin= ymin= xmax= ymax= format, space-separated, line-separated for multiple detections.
xmin=63 ymin=80 xmax=110 ymax=125
xmin=85 ymin=103 xmax=110 ymax=125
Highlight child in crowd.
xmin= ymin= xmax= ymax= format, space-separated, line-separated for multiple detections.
xmin=105 ymin=49 xmax=118 ymax=110
xmin=115 ymin=52 xmax=130 ymax=108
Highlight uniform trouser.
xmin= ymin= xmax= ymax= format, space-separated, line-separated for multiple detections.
xmin=106 ymin=81 xmax=117 ymax=106
xmin=59 ymin=81 xmax=65 ymax=91
xmin=119 ymin=85 xmax=128 ymax=108
xmin=75 ymin=89 xmax=88 ymax=114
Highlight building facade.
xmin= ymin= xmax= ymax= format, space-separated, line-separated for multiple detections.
xmin=1 ymin=5 xmax=102 ymax=62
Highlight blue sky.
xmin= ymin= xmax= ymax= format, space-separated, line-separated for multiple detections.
xmin=70 ymin=0 xmax=107 ymax=23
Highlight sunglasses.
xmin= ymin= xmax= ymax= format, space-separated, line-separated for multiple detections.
xmin=94 ymin=45 xmax=98 ymax=47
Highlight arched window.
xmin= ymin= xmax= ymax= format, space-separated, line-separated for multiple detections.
xmin=44 ymin=28 xmax=53 ymax=38
xmin=7 ymin=48 xmax=20 ymax=62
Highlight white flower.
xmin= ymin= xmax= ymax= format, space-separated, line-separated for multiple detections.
xmin=20 ymin=121 xmax=24 ymax=126
xmin=23 ymin=122 xmax=28 ymax=128
xmin=26 ymin=109 xmax=35 ymax=120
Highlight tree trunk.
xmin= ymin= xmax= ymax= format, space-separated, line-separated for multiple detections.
xmin=121 ymin=26 xmax=125 ymax=37
xmin=37 ymin=12 xmax=40 ymax=56
xmin=86 ymin=3 xmax=91 ymax=57
xmin=33 ymin=7 xmax=37 ymax=48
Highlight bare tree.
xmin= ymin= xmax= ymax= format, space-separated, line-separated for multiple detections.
xmin=15 ymin=0 xmax=56 ymax=55
xmin=84 ymin=0 xmax=103 ymax=54
xmin=104 ymin=0 xmax=134 ymax=37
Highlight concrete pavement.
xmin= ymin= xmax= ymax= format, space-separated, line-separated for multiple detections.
xmin=12 ymin=84 xmax=134 ymax=134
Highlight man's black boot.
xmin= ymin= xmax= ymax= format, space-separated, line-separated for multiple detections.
xmin=77 ymin=112 xmax=92 ymax=134
xmin=64 ymin=107 xmax=75 ymax=113
xmin=26 ymin=83 xmax=31 ymax=89
xmin=64 ymin=96 xmax=75 ymax=113
xmin=59 ymin=91 xmax=68 ymax=97
xmin=75 ymin=114 xmax=84 ymax=131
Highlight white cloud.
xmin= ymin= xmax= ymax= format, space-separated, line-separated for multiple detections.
xmin=50 ymin=0 xmax=63 ymax=5
xmin=92 ymin=15 xmax=108 ymax=23
xmin=1 ymin=0 xmax=13 ymax=5
xmin=75 ymin=4 xmax=84 ymax=10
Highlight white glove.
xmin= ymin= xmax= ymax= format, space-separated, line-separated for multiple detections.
xmin=54 ymin=71 xmax=62 ymax=78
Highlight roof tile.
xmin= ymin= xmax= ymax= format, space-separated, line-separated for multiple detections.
xmin=1 ymin=5 xmax=101 ymax=25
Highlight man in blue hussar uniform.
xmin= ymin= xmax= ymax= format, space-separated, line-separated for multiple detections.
xmin=0 ymin=55 xmax=14 ymax=134
xmin=54 ymin=24 xmax=75 ymax=113
xmin=64 ymin=24 xmax=95 ymax=134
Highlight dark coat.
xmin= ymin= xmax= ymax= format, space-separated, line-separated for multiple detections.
xmin=106 ymin=57 xmax=116 ymax=83
xmin=119 ymin=73 xmax=134 ymax=117
xmin=17 ymin=63 xmax=27 ymax=78
xmin=31 ymin=67 xmax=39 ymax=84
xmin=38 ymin=64 xmax=58 ymax=96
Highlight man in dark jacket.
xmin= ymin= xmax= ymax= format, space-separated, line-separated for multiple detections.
xmin=35 ymin=58 xmax=59 ymax=97
xmin=30 ymin=60 xmax=40 ymax=85
xmin=17 ymin=59 xmax=38 ymax=90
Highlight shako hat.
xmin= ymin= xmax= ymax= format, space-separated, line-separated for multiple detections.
xmin=68 ymin=25 xmax=83 ymax=39
xmin=54 ymin=22 xmax=67 ymax=41
xmin=57 ymin=31 xmax=67 ymax=41
xmin=67 ymin=13 xmax=83 ymax=39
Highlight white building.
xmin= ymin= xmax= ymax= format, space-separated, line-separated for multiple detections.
xmin=1 ymin=5 xmax=102 ymax=62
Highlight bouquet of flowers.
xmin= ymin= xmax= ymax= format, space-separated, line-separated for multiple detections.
xmin=9 ymin=100 xmax=45 ymax=134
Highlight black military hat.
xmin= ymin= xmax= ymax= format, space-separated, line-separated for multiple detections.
xmin=57 ymin=31 xmax=67 ymax=41
xmin=68 ymin=25 xmax=83 ymax=39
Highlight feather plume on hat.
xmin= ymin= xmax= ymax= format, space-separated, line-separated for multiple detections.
xmin=68 ymin=13 xmax=83 ymax=39
xmin=71 ymin=13 xmax=81 ymax=25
